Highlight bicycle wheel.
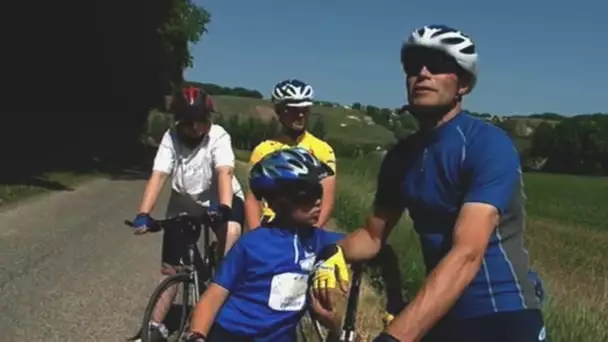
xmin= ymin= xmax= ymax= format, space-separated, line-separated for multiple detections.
xmin=298 ymin=310 xmax=328 ymax=342
xmin=141 ymin=273 xmax=195 ymax=342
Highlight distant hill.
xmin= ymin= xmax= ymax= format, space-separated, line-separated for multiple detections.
xmin=212 ymin=95 xmax=397 ymax=148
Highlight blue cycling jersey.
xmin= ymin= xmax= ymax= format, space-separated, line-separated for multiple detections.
xmin=374 ymin=111 xmax=541 ymax=320
xmin=212 ymin=226 xmax=344 ymax=341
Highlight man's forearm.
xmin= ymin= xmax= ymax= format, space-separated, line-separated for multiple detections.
xmin=244 ymin=192 xmax=262 ymax=230
xmin=139 ymin=171 xmax=168 ymax=213
xmin=316 ymin=176 xmax=336 ymax=228
xmin=216 ymin=168 xmax=233 ymax=207
xmin=338 ymin=227 xmax=382 ymax=262
xmin=386 ymin=248 xmax=482 ymax=341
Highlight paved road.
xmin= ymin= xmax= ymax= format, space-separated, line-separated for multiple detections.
xmin=0 ymin=177 xmax=171 ymax=341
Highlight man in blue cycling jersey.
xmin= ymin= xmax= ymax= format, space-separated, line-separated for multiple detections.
xmin=311 ymin=25 xmax=547 ymax=342
xmin=183 ymin=148 xmax=344 ymax=342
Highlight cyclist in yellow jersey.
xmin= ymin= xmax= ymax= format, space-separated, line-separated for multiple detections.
xmin=244 ymin=79 xmax=337 ymax=230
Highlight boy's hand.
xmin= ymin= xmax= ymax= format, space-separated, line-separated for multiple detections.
xmin=309 ymin=286 xmax=349 ymax=335
xmin=312 ymin=244 xmax=350 ymax=310
xmin=309 ymin=288 xmax=341 ymax=331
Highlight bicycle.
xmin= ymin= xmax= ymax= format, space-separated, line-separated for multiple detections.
xmin=336 ymin=263 xmax=363 ymax=342
xmin=125 ymin=210 xmax=220 ymax=342
xmin=338 ymin=245 xmax=411 ymax=341
xmin=298 ymin=263 xmax=363 ymax=342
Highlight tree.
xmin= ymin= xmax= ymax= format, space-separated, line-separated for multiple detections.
xmin=159 ymin=0 xmax=211 ymax=86
xmin=265 ymin=118 xmax=280 ymax=140
xmin=352 ymin=102 xmax=362 ymax=110
xmin=365 ymin=105 xmax=380 ymax=123
xmin=310 ymin=118 xmax=327 ymax=139
xmin=378 ymin=108 xmax=392 ymax=128
xmin=399 ymin=113 xmax=418 ymax=131
xmin=529 ymin=122 xmax=554 ymax=158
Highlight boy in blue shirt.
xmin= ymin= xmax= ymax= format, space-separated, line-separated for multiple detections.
xmin=184 ymin=147 xmax=345 ymax=342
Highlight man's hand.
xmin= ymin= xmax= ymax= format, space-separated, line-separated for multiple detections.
xmin=312 ymin=244 xmax=350 ymax=310
xmin=382 ymin=313 xmax=395 ymax=329
xmin=132 ymin=213 xmax=153 ymax=235
xmin=207 ymin=204 xmax=232 ymax=226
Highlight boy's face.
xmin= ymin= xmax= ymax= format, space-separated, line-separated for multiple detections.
xmin=291 ymin=197 xmax=321 ymax=226
xmin=276 ymin=183 xmax=322 ymax=226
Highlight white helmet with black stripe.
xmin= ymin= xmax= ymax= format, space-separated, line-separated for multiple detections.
xmin=271 ymin=79 xmax=314 ymax=107
xmin=402 ymin=25 xmax=478 ymax=92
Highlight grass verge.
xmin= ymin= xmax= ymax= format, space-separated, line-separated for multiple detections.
xmin=0 ymin=171 xmax=102 ymax=207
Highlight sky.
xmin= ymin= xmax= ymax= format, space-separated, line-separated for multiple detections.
xmin=185 ymin=0 xmax=607 ymax=116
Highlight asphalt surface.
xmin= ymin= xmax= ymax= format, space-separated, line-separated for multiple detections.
xmin=0 ymin=177 xmax=173 ymax=341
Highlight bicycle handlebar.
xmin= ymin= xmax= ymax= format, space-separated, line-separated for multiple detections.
xmin=124 ymin=209 xmax=219 ymax=232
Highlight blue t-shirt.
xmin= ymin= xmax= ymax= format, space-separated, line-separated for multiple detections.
xmin=212 ymin=226 xmax=344 ymax=341
xmin=374 ymin=111 xmax=541 ymax=319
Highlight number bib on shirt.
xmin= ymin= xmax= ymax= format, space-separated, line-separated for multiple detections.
xmin=268 ymin=272 xmax=309 ymax=311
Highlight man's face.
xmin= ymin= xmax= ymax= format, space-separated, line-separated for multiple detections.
xmin=177 ymin=120 xmax=210 ymax=138
xmin=403 ymin=47 xmax=469 ymax=108
xmin=279 ymin=105 xmax=311 ymax=131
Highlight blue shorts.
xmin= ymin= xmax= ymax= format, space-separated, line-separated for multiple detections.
xmin=423 ymin=309 xmax=547 ymax=342
xmin=207 ymin=323 xmax=296 ymax=342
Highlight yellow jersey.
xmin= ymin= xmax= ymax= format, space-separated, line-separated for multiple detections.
xmin=248 ymin=131 xmax=337 ymax=220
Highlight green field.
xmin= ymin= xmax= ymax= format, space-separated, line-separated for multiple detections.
xmin=213 ymin=95 xmax=396 ymax=147
xmin=330 ymin=156 xmax=607 ymax=342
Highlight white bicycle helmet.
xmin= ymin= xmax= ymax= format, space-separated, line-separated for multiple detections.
xmin=402 ymin=25 xmax=478 ymax=92
xmin=271 ymin=79 xmax=314 ymax=107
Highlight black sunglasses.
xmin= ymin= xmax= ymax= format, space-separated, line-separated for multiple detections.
xmin=402 ymin=47 xmax=462 ymax=76
xmin=291 ymin=183 xmax=322 ymax=206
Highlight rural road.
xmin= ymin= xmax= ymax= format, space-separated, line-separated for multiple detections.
xmin=0 ymin=176 xmax=171 ymax=342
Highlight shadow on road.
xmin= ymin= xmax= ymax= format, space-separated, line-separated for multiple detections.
xmin=0 ymin=143 xmax=156 ymax=195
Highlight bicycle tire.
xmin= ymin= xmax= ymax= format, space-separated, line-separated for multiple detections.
xmin=141 ymin=273 xmax=194 ymax=342
xmin=206 ymin=241 xmax=218 ymax=281
xmin=297 ymin=310 xmax=327 ymax=342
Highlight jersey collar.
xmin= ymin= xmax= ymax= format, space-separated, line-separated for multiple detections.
xmin=278 ymin=130 xmax=310 ymax=145
xmin=430 ymin=111 xmax=467 ymax=139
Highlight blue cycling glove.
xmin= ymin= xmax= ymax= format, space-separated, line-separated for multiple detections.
xmin=372 ymin=332 xmax=400 ymax=342
xmin=133 ymin=213 xmax=152 ymax=229
xmin=208 ymin=204 xmax=232 ymax=224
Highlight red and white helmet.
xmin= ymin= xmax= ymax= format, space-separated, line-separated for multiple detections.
xmin=171 ymin=86 xmax=216 ymax=122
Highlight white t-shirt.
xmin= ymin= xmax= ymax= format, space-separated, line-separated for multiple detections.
xmin=153 ymin=125 xmax=244 ymax=217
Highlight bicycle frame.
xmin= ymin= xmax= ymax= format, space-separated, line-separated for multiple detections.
xmin=124 ymin=214 xmax=218 ymax=306
xmin=337 ymin=263 xmax=363 ymax=342
xmin=181 ymin=219 xmax=217 ymax=305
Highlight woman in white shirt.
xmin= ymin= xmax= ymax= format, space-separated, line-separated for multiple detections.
xmin=131 ymin=86 xmax=244 ymax=341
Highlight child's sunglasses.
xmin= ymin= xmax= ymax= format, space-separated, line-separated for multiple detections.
xmin=291 ymin=183 xmax=323 ymax=206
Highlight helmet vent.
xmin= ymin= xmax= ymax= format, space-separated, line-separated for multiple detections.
xmin=460 ymin=45 xmax=476 ymax=55
xmin=441 ymin=37 xmax=465 ymax=45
